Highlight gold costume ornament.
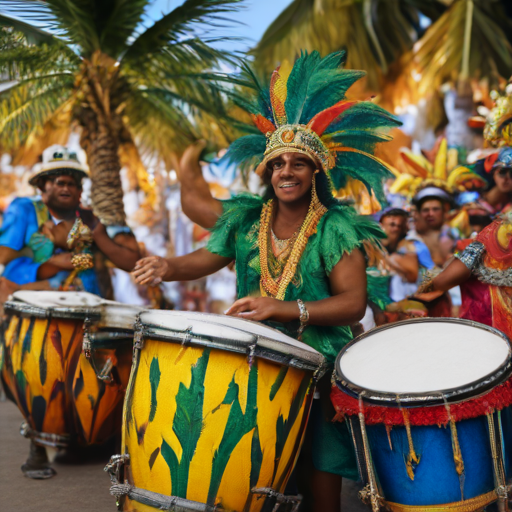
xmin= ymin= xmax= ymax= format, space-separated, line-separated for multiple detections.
xmin=62 ymin=216 xmax=95 ymax=290
xmin=259 ymin=172 xmax=327 ymax=300
xmin=484 ymin=82 xmax=512 ymax=147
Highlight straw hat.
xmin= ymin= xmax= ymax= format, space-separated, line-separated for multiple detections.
xmin=29 ymin=145 xmax=88 ymax=188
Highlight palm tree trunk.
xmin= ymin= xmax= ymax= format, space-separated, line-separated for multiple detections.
xmin=79 ymin=107 xmax=126 ymax=226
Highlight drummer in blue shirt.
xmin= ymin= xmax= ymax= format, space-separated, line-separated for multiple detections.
xmin=0 ymin=146 xmax=140 ymax=300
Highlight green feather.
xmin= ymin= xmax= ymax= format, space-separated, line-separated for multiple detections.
xmin=315 ymin=50 xmax=347 ymax=71
xmin=328 ymin=102 xmax=400 ymax=133
xmin=284 ymin=50 xmax=322 ymax=125
xmin=223 ymin=134 xmax=266 ymax=166
xmin=326 ymin=130 xmax=392 ymax=153
xmin=333 ymin=151 xmax=394 ymax=204
xmin=366 ymin=272 xmax=392 ymax=310
xmin=302 ymin=69 xmax=366 ymax=122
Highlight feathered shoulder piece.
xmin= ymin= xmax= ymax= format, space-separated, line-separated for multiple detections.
xmin=225 ymin=51 xmax=401 ymax=202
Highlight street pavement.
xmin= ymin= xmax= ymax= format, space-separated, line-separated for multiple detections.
xmin=0 ymin=399 xmax=368 ymax=512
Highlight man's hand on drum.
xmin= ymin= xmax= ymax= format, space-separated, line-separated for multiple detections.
xmin=226 ymin=297 xmax=299 ymax=323
xmin=132 ymin=256 xmax=169 ymax=286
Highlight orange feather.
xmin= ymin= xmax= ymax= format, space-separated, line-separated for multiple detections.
xmin=251 ymin=114 xmax=276 ymax=135
xmin=307 ymin=100 xmax=358 ymax=136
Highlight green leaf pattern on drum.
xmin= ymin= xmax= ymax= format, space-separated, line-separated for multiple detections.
xmin=250 ymin=425 xmax=263 ymax=489
xmin=269 ymin=366 xmax=288 ymax=401
xmin=161 ymin=349 xmax=210 ymax=498
xmin=207 ymin=363 xmax=259 ymax=505
xmin=149 ymin=357 xmax=160 ymax=423
xmin=273 ymin=375 xmax=310 ymax=485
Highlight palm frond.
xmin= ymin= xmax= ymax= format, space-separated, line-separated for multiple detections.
xmin=412 ymin=0 xmax=512 ymax=95
xmin=0 ymin=29 xmax=79 ymax=80
xmin=126 ymin=88 xmax=198 ymax=155
xmin=122 ymin=0 xmax=243 ymax=63
xmin=0 ymin=80 xmax=73 ymax=148
xmin=252 ymin=0 xmax=447 ymax=91
xmin=0 ymin=13 xmax=56 ymax=44
xmin=1 ymin=0 xmax=102 ymax=54
xmin=95 ymin=0 xmax=148 ymax=57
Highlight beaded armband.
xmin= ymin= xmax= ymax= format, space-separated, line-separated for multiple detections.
xmin=454 ymin=241 xmax=485 ymax=271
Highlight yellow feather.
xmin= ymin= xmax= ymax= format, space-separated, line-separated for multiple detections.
xmin=433 ymin=138 xmax=447 ymax=180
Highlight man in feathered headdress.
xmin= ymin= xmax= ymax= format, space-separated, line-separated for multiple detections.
xmin=133 ymin=51 xmax=399 ymax=511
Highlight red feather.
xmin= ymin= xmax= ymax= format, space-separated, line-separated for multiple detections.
xmin=484 ymin=152 xmax=499 ymax=173
xmin=307 ymin=100 xmax=359 ymax=136
xmin=251 ymin=114 xmax=276 ymax=135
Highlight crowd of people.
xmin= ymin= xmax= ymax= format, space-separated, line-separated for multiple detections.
xmin=2 ymin=50 xmax=512 ymax=512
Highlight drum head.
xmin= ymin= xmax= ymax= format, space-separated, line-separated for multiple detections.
xmin=336 ymin=318 xmax=512 ymax=406
xmin=99 ymin=300 xmax=145 ymax=331
xmin=5 ymin=291 xmax=103 ymax=319
xmin=139 ymin=310 xmax=324 ymax=370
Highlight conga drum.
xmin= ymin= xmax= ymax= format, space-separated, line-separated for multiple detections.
xmin=1 ymin=291 xmax=140 ymax=452
xmin=105 ymin=310 xmax=325 ymax=512
xmin=331 ymin=318 xmax=512 ymax=512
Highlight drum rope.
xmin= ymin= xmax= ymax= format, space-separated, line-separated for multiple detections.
xmin=358 ymin=394 xmax=382 ymax=512
xmin=20 ymin=421 xmax=70 ymax=449
xmin=396 ymin=397 xmax=420 ymax=482
xmin=487 ymin=412 xmax=509 ymax=509
xmin=441 ymin=396 xmax=465 ymax=501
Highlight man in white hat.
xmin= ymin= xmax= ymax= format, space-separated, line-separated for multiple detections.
xmin=0 ymin=146 xmax=140 ymax=300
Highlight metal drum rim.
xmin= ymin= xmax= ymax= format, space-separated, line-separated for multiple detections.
xmin=137 ymin=310 xmax=325 ymax=371
xmin=334 ymin=317 xmax=512 ymax=407
xmin=4 ymin=299 xmax=102 ymax=320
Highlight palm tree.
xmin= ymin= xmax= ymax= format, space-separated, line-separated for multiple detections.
xmin=0 ymin=0 xmax=243 ymax=226
xmin=252 ymin=0 xmax=446 ymax=91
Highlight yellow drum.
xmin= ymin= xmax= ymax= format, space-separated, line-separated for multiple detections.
xmin=1 ymin=291 xmax=140 ymax=451
xmin=106 ymin=310 xmax=325 ymax=512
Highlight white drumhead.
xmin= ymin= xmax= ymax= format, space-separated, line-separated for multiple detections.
xmin=99 ymin=300 xmax=145 ymax=330
xmin=338 ymin=321 xmax=510 ymax=394
xmin=12 ymin=290 xmax=103 ymax=309
xmin=140 ymin=310 xmax=324 ymax=366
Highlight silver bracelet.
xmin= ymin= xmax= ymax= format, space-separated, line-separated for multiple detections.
xmin=297 ymin=299 xmax=309 ymax=340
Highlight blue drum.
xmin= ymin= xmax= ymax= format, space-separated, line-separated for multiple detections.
xmin=332 ymin=318 xmax=512 ymax=512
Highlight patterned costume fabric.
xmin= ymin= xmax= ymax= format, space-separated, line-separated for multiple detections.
xmin=456 ymin=216 xmax=512 ymax=339
xmin=0 ymin=197 xmax=100 ymax=294
xmin=206 ymin=51 xmax=400 ymax=477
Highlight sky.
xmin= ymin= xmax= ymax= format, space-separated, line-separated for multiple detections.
xmin=146 ymin=0 xmax=293 ymax=53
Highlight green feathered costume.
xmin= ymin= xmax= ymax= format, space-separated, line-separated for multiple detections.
xmin=206 ymin=51 xmax=400 ymax=479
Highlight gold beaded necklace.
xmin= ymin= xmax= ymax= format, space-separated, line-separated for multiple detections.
xmin=259 ymin=176 xmax=327 ymax=300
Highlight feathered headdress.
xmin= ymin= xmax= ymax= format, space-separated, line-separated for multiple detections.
xmin=390 ymin=138 xmax=487 ymax=200
xmin=225 ymin=51 xmax=401 ymax=202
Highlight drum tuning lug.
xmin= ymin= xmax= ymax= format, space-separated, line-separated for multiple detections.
xmin=251 ymin=487 xmax=302 ymax=511
xmin=180 ymin=326 xmax=193 ymax=345
xmin=82 ymin=318 xmax=92 ymax=358
xmin=97 ymin=357 xmax=114 ymax=383
xmin=247 ymin=342 xmax=257 ymax=367
xmin=104 ymin=454 xmax=130 ymax=485
xmin=134 ymin=329 xmax=145 ymax=350
xmin=313 ymin=362 xmax=327 ymax=383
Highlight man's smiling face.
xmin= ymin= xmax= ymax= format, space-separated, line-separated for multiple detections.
xmin=269 ymin=152 xmax=316 ymax=204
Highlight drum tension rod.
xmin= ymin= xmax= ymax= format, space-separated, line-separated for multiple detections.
xmin=251 ymin=487 xmax=302 ymax=512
